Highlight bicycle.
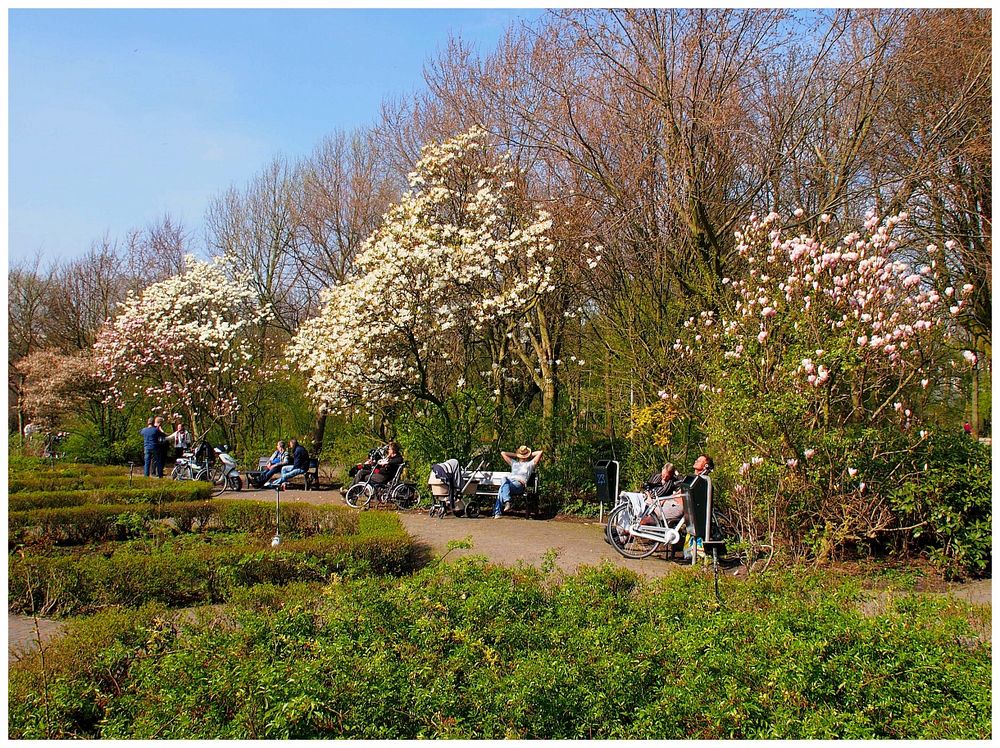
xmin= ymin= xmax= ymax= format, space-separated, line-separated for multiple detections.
xmin=170 ymin=442 xmax=227 ymax=497
xmin=344 ymin=462 xmax=418 ymax=510
xmin=606 ymin=489 xmax=688 ymax=559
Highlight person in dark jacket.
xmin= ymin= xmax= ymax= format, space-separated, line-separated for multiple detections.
xmin=640 ymin=462 xmax=684 ymax=523
xmin=642 ymin=462 xmax=682 ymax=498
xmin=369 ymin=441 xmax=404 ymax=485
xmin=140 ymin=418 xmax=164 ymax=478
xmin=266 ymin=439 xmax=309 ymax=489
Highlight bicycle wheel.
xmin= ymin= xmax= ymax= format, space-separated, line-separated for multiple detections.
xmin=389 ymin=483 xmax=416 ymax=509
xmin=170 ymin=464 xmax=184 ymax=481
xmin=607 ymin=503 xmax=663 ymax=559
xmin=344 ymin=483 xmax=373 ymax=509
xmin=208 ymin=464 xmax=228 ymax=497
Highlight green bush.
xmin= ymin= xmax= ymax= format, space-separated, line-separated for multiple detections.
xmin=9 ymin=483 xmax=212 ymax=511
xmin=9 ymin=500 xmax=358 ymax=547
xmin=8 ymin=512 xmax=412 ymax=617
xmin=8 ymin=563 xmax=990 ymax=739
xmin=889 ymin=433 xmax=992 ymax=579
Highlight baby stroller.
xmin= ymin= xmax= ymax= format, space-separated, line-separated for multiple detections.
xmin=427 ymin=452 xmax=490 ymax=518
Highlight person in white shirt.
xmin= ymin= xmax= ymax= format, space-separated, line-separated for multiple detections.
xmin=494 ymin=444 xmax=543 ymax=518
xmin=168 ymin=423 xmax=192 ymax=461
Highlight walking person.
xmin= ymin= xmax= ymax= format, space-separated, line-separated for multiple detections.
xmin=494 ymin=445 xmax=543 ymax=518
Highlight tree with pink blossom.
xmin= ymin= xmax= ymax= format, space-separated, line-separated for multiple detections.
xmin=93 ymin=255 xmax=273 ymax=438
xmin=657 ymin=211 xmax=974 ymax=559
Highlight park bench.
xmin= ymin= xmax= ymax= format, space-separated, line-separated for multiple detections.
xmin=470 ymin=470 xmax=541 ymax=517
xmin=252 ymin=456 xmax=321 ymax=491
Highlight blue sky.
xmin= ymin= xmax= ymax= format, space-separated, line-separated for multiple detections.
xmin=9 ymin=8 xmax=544 ymax=262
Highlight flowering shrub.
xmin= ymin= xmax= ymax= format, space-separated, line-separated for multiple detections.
xmin=288 ymin=128 xmax=557 ymax=413
xmin=658 ymin=212 xmax=982 ymax=560
xmin=93 ymin=256 xmax=273 ymax=436
xmin=16 ymin=350 xmax=106 ymax=431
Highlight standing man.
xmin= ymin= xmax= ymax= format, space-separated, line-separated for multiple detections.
xmin=140 ymin=418 xmax=162 ymax=478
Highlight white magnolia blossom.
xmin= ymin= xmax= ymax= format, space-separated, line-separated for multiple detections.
xmin=288 ymin=128 xmax=558 ymax=411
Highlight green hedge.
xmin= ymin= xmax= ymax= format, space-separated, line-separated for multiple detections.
xmin=9 ymin=500 xmax=358 ymax=546
xmin=8 ymin=475 xmax=166 ymax=494
xmin=9 ymin=513 xmax=412 ymax=617
xmin=8 ymin=562 xmax=990 ymax=739
xmin=9 ymin=482 xmax=213 ymax=511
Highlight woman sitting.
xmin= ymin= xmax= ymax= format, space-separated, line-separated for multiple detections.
xmin=369 ymin=441 xmax=404 ymax=485
xmin=260 ymin=440 xmax=287 ymax=484
xmin=494 ymin=445 xmax=543 ymax=518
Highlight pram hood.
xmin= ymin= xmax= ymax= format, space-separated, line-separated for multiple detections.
xmin=431 ymin=459 xmax=461 ymax=487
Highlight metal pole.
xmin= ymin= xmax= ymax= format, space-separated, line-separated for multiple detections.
xmin=272 ymin=484 xmax=282 ymax=546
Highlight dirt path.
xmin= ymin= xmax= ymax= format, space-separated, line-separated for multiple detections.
xmin=9 ymin=487 xmax=991 ymax=656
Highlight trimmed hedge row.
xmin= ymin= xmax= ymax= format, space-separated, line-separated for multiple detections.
xmin=10 ymin=500 xmax=359 ymax=546
xmin=9 ymin=513 xmax=412 ymax=617
xmin=9 ymin=482 xmax=213 ymax=511
xmin=9 ymin=475 xmax=167 ymax=494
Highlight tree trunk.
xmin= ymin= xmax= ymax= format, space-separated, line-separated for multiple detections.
xmin=971 ymin=359 xmax=980 ymax=438
xmin=312 ymin=411 xmax=328 ymax=454
xmin=542 ymin=375 xmax=557 ymax=450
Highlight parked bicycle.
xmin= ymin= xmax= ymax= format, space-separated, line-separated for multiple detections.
xmin=170 ymin=440 xmax=228 ymax=496
xmin=605 ymin=488 xmax=688 ymax=559
xmin=344 ymin=461 xmax=418 ymax=510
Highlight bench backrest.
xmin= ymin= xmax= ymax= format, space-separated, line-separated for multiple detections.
xmin=467 ymin=470 xmax=539 ymax=493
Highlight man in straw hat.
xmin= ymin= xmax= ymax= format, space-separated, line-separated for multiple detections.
xmin=495 ymin=444 xmax=544 ymax=518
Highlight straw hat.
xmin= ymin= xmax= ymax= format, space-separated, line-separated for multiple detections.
xmin=515 ymin=445 xmax=532 ymax=459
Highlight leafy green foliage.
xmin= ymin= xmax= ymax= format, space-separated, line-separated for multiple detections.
xmin=8 ymin=564 xmax=990 ymax=739
xmin=889 ymin=433 xmax=992 ymax=579
xmin=9 ymin=513 xmax=413 ymax=617
xmin=9 ymin=483 xmax=212 ymax=511
xmin=9 ymin=499 xmax=358 ymax=547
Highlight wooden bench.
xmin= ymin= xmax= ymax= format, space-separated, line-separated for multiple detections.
xmin=470 ymin=470 xmax=541 ymax=516
xmin=255 ymin=456 xmax=321 ymax=490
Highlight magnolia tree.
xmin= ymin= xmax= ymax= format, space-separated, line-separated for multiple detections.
xmin=16 ymin=349 xmax=106 ymax=430
xmin=94 ymin=255 xmax=273 ymax=437
xmin=289 ymin=128 xmax=559 ymax=441
xmin=659 ymin=211 xmax=972 ymax=557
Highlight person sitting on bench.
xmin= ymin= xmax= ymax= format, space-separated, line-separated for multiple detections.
xmin=266 ymin=438 xmax=309 ymax=489
xmin=494 ymin=445 xmax=543 ymax=518
xmin=642 ymin=462 xmax=685 ymax=525
xmin=260 ymin=440 xmax=287 ymax=484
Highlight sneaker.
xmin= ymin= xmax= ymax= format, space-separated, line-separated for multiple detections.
xmin=493 ymin=514 xmax=502 ymax=519
xmin=503 ymin=500 xmax=513 ymax=512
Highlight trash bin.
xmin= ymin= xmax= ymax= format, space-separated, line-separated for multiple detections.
xmin=593 ymin=460 xmax=620 ymax=520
